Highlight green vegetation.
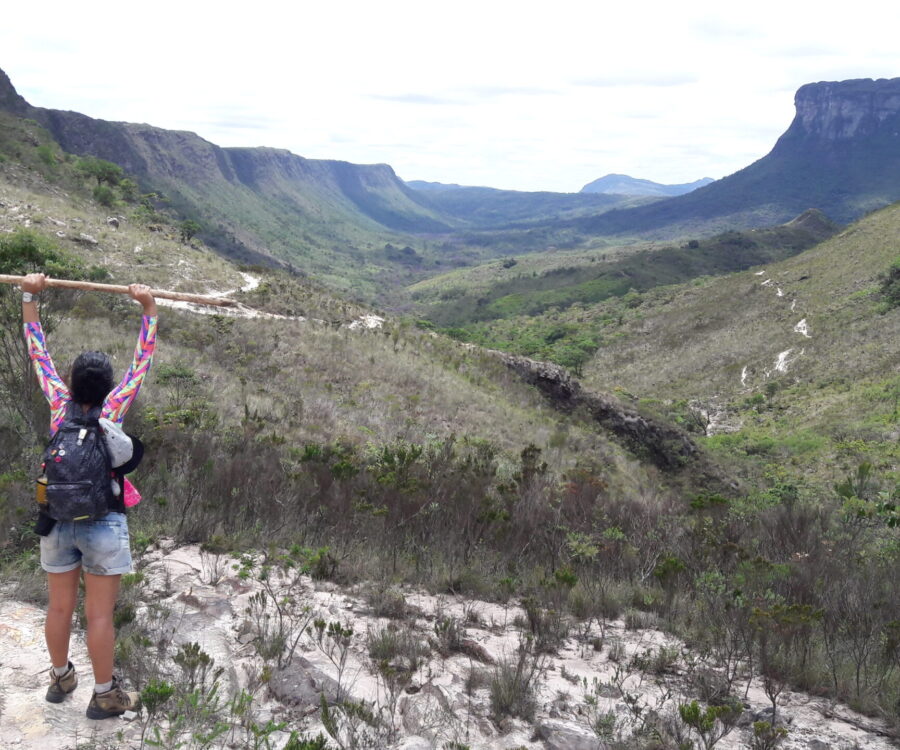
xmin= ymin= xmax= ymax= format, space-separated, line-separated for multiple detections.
xmin=410 ymin=215 xmax=836 ymax=372
xmin=75 ymin=155 xmax=124 ymax=187
xmin=1 ymin=97 xmax=899 ymax=740
xmin=879 ymin=256 xmax=900 ymax=310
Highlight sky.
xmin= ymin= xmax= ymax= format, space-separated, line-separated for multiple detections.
xmin=1 ymin=0 xmax=898 ymax=192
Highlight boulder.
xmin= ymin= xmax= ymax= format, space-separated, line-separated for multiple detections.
xmin=535 ymin=719 xmax=602 ymax=750
xmin=268 ymin=657 xmax=342 ymax=707
xmin=401 ymin=683 xmax=451 ymax=736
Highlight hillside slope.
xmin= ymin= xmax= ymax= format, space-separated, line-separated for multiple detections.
xmin=406 ymin=210 xmax=839 ymax=372
xmin=584 ymin=202 xmax=900 ymax=400
xmin=580 ymin=202 xmax=900 ymax=488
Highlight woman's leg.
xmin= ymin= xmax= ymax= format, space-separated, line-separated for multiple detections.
xmin=45 ymin=567 xmax=81 ymax=667
xmin=82 ymin=572 xmax=121 ymax=683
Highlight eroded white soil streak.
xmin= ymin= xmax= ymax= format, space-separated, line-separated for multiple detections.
xmin=740 ymin=270 xmax=814 ymax=387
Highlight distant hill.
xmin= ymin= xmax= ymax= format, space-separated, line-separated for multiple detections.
xmin=571 ymin=78 xmax=900 ymax=236
xmin=580 ymin=174 xmax=714 ymax=196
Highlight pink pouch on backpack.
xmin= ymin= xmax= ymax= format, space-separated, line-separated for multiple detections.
xmin=123 ymin=478 xmax=142 ymax=508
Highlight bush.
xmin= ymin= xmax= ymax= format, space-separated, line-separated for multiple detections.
xmin=93 ymin=184 xmax=115 ymax=206
xmin=489 ymin=639 xmax=544 ymax=721
xmin=879 ymin=258 xmax=900 ymax=309
xmin=36 ymin=144 xmax=56 ymax=166
xmin=364 ymin=583 xmax=409 ymax=619
xmin=366 ymin=623 xmax=429 ymax=673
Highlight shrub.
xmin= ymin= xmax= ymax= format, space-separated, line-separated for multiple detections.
xmin=432 ymin=614 xmax=466 ymax=657
xmin=677 ymin=699 xmax=742 ymax=749
xmin=489 ymin=639 xmax=544 ymax=721
xmin=93 ymin=184 xmax=115 ymax=206
xmin=364 ymin=583 xmax=409 ymax=619
xmin=879 ymin=257 xmax=900 ymax=310
xmin=36 ymin=144 xmax=55 ymax=166
xmin=366 ymin=623 xmax=429 ymax=671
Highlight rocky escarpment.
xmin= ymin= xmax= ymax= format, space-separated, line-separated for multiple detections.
xmin=499 ymin=353 xmax=736 ymax=492
xmin=0 ymin=67 xmax=451 ymax=267
xmin=782 ymin=77 xmax=900 ymax=142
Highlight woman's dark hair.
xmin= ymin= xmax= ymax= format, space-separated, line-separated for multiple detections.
xmin=70 ymin=351 xmax=114 ymax=405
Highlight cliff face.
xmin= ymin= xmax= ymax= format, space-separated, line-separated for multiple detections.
xmin=784 ymin=78 xmax=900 ymax=141
xmin=0 ymin=67 xmax=451 ymax=269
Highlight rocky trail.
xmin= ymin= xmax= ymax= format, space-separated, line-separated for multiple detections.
xmin=1 ymin=543 xmax=895 ymax=749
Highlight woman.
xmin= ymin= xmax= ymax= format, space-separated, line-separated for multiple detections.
xmin=21 ymin=272 xmax=157 ymax=719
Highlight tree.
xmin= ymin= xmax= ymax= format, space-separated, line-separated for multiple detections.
xmin=75 ymin=156 xmax=123 ymax=187
xmin=179 ymin=220 xmax=201 ymax=243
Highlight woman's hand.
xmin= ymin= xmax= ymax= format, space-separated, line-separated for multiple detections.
xmin=20 ymin=273 xmax=49 ymax=294
xmin=128 ymin=283 xmax=157 ymax=316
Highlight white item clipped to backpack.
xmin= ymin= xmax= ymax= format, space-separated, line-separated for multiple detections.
xmin=98 ymin=418 xmax=134 ymax=469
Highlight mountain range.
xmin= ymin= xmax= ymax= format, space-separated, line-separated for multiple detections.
xmin=2 ymin=68 xmax=899 ymax=299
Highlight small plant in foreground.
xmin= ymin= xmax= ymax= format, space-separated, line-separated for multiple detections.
xmin=677 ymin=699 xmax=742 ymax=750
xmin=489 ymin=637 xmax=545 ymax=722
xmin=750 ymin=721 xmax=788 ymax=750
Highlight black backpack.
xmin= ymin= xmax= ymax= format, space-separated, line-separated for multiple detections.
xmin=42 ymin=403 xmax=115 ymax=521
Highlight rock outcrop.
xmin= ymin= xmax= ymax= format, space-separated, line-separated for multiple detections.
xmin=783 ymin=77 xmax=900 ymax=142
xmin=499 ymin=352 xmax=735 ymax=491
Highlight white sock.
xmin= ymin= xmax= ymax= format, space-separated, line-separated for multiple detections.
xmin=94 ymin=679 xmax=113 ymax=693
xmin=52 ymin=664 xmax=70 ymax=677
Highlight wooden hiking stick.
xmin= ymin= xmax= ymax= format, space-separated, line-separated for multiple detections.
xmin=0 ymin=275 xmax=236 ymax=307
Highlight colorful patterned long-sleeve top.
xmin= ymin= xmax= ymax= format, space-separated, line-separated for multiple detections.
xmin=24 ymin=316 xmax=158 ymax=436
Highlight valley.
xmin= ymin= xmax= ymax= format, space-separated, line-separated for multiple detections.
xmin=0 ymin=67 xmax=897 ymax=750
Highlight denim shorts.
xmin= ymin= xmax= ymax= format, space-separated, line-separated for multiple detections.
xmin=40 ymin=512 xmax=133 ymax=576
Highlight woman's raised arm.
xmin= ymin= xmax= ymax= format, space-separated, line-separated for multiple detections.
xmin=102 ymin=284 xmax=158 ymax=424
xmin=21 ymin=273 xmax=70 ymax=431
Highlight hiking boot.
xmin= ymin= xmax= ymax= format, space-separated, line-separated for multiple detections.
xmin=46 ymin=662 xmax=78 ymax=703
xmin=86 ymin=676 xmax=142 ymax=719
